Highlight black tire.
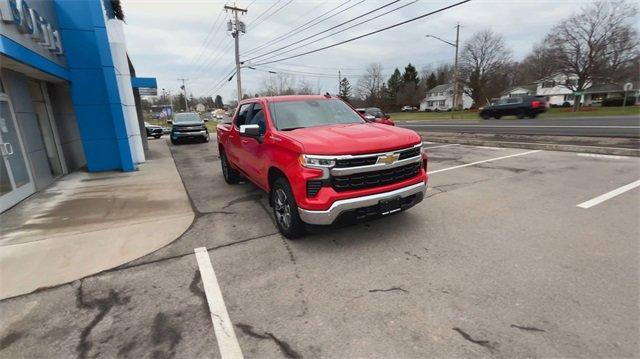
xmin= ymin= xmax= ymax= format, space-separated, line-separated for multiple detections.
xmin=171 ymin=139 xmax=179 ymax=145
xmin=154 ymin=135 xmax=162 ymax=139
xmin=480 ymin=113 xmax=491 ymax=120
xmin=271 ymin=177 xmax=305 ymax=239
xmin=203 ymin=133 xmax=210 ymax=143
xmin=494 ymin=115 xmax=502 ymax=119
xmin=516 ymin=112 xmax=526 ymax=119
xmin=528 ymin=113 xmax=538 ymax=119
xmin=220 ymin=150 xmax=240 ymax=184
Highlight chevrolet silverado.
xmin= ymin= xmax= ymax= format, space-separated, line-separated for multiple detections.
xmin=217 ymin=95 xmax=428 ymax=239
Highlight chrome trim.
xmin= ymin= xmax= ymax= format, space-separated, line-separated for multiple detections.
xmin=304 ymin=143 xmax=422 ymax=160
xmin=298 ymin=182 xmax=426 ymax=225
xmin=330 ymin=155 xmax=421 ymax=176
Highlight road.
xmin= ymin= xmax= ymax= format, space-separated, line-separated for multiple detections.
xmin=399 ymin=116 xmax=640 ymax=137
xmin=0 ymin=140 xmax=638 ymax=358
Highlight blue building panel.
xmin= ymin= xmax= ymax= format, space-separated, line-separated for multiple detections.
xmin=0 ymin=36 xmax=70 ymax=80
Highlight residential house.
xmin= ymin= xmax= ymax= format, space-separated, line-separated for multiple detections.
xmin=420 ymin=83 xmax=473 ymax=111
xmin=195 ymin=103 xmax=206 ymax=112
xmin=534 ymin=73 xmax=590 ymax=107
xmin=583 ymin=82 xmax=639 ymax=106
xmin=500 ymin=84 xmax=537 ymax=99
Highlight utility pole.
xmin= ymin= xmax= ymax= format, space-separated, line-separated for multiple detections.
xmin=178 ymin=78 xmax=189 ymax=111
xmin=338 ymin=70 xmax=341 ymax=94
xmin=452 ymin=23 xmax=460 ymax=120
xmin=426 ymin=23 xmax=460 ymax=120
xmin=225 ymin=4 xmax=247 ymax=102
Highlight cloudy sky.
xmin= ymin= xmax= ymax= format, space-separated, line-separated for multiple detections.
xmin=121 ymin=0 xmax=604 ymax=102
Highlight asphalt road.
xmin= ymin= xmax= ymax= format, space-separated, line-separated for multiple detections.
xmin=399 ymin=116 xmax=640 ymax=137
xmin=1 ymin=140 xmax=638 ymax=358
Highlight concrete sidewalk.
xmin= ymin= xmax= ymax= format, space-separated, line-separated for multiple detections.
xmin=0 ymin=140 xmax=194 ymax=299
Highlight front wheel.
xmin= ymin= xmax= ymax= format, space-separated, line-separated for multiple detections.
xmin=154 ymin=135 xmax=162 ymax=139
xmin=480 ymin=113 xmax=491 ymax=120
xmin=220 ymin=151 xmax=240 ymax=184
xmin=271 ymin=178 xmax=305 ymax=239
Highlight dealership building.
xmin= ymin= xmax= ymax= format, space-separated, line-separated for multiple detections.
xmin=0 ymin=0 xmax=155 ymax=212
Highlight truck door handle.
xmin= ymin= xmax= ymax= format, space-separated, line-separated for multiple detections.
xmin=241 ymin=139 xmax=249 ymax=144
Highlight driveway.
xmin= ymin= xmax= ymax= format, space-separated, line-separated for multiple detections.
xmin=1 ymin=139 xmax=638 ymax=358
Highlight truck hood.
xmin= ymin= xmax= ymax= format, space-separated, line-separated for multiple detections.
xmin=279 ymin=123 xmax=421 ymax=155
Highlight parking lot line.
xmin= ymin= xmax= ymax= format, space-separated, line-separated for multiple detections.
xmin=576 ymin=153 xmax=629 ymax=160
xmin=427 ymin=150 xmax=542 ymax=174
xmin=424 ymin=144 xmax=459 ymax=149
xmin=194 ymin=247 xmax=244 ymax=359
xmin=577 ymin=180 xmax=640 ymax=209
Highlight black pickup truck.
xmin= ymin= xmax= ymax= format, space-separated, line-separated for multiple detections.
xmin=479 ymin=96 xmax=548 ymax=119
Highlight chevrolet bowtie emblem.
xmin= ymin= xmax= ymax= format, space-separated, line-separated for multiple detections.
xmin=377 ymin=153 xmax=399 ymax=165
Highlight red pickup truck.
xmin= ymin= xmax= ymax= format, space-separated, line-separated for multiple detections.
xmin=217 ymin=95 xmax=428 ymax=239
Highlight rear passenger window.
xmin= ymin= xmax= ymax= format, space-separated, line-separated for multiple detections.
xmin=235 ymin=104 xmax=252 ymax=127
xmin=507 ymin=98 xmax=521 ymax=104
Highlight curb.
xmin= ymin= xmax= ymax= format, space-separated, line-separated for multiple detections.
xmin=418 ymin=132 xmax=640 ymax=157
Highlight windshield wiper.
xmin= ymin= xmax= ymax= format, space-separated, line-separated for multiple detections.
xmin=280 ymin=127 xmax=305 ymax=131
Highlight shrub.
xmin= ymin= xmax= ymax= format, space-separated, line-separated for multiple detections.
xmin=602 ymin=96 xmax=635 ymax=107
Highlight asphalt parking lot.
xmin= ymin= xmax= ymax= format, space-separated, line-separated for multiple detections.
xmin=1 ymin=139 xmax=638 ymax=358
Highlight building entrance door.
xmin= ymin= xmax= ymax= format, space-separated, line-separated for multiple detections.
xmin=0 ymin=94 xmax=36 ymax=212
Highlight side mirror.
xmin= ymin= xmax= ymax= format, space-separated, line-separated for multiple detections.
xmin=240 ymin=124 xmax=261 ymax=139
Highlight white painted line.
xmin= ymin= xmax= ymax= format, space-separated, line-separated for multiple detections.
xmin=577 ymin=180 xmax=640 ymax=209
xmin=424 ymin=144 xmax=459 ymax=149
xmin=422 ymin=141 xmax=436 ymax=144
xmin=576 ymin=153 xmax=630 ymax=160
xmin=427 ymin=150 xmax=542 ymax=174
xmin=194 ymin=247 xmax=244 ymax=359
xmin=406 ymin=124 xmax=640 ymax=129
xmin=477 ymin=146 xmax=506 ymax=150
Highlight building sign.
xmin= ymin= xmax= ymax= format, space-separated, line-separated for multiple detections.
xmin=0 ymin=0 xmax=63 ymax=55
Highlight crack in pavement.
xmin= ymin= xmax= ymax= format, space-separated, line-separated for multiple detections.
xmin=75 ymin=283 xmax=130 ymax=359
xmin=452 ymin=327 xmax=496 ymax=350
xmin=368 ymin=287 xmax=409 ymax=294
xmin=235 ymin=323 xmax=302 ymax=359
xmin=510 ymin=324 xmax=546 ymax=332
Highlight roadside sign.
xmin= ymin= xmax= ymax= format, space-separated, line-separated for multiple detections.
xmin=573 ymin=91 xmax=584 ymax=96
xmin=623 ymin=82 xmax=633 ymax=91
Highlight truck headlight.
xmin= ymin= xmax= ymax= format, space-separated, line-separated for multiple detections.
xmin=299 ymin=155 xmax=335 ymax=168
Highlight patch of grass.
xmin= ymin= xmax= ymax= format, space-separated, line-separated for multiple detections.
xmin=389 ymin=105 xmax=640 ymax=121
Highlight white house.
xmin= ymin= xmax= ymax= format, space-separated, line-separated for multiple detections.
xmin=195 ymin=103 xmax=206 ymax=112
xmin=534 ymin=73 xmax=592 ymax=107
xmin=583 ymin=82 xmax=640 ymax=106
xmin=420 ymin=83 xmax=473 ymax=111
xmin=500 ymin=84 xmax=537 ymax=99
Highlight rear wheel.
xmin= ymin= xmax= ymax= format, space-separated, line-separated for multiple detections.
xmin=271 ymin=178 xmax=305 ymax=239
xmin=516 ymin=111 xmax=526 ymax=119
xmin=220 ymin=151 xmax=240 ymax=184
xmin=528 ymin=113 xmax=538 ymax=119
xmin=494 ymin=115 xmax=502 ymax=119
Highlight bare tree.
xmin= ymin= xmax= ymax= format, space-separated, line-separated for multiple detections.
xmin=518 ymin=43 xmax=559 ymax=83
xmin=460 ymin=29 xmax=512 ymax=106
xmin=546 ymin=0 xmax=639 ymax=109
xmin=355 ymin=63 xmax=384 ymax=103
xmin=260 ymin=73 xmax=296 ymax=96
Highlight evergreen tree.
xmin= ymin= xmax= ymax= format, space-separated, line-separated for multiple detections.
xmin=426 ymin=72 xmax=438 ymax=90
xmin=338 ymin=77 xmax=352 ymax=101
xmin=402 ymin=63 xmax=419 ymax=85
xmin=387 ymin=68 xmax=403 ymax=99
xmin=214 ymin=95 xmax=224 ymax=108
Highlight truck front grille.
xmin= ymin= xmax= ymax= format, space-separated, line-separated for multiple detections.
xmin=333 ymin=146 xmax=421 ymax=168
xmin=331 ymin=162 xmax=421 ymax=192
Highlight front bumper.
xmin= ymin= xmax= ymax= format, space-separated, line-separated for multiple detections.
xmin=297 ymin=182 xmax=426 ymax=225
xmin=172 ymin=130 xmax=208 ymax=138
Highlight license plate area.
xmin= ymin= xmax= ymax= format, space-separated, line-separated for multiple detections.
xmin=379 ymin=196 xmax=401 ymax=215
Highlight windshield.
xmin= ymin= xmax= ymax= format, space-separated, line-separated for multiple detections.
xmin=269 ymin=99 xmax=363 ymax=130
xmin=366 ymin=108 xmax=385 ymax=118
xmin=173 ymin=113 xmax=202 ymax=123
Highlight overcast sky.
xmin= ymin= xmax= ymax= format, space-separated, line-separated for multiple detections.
xmin=122 ymin=0 xmax=607 ymax=102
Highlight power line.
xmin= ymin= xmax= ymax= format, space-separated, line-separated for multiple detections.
xmin=252 ymin=0 xmax=473 ymax=66
xmin=247 ymin=0 xmax=284 ymax=27
xmin=186 ymin=9 xmax=225 ymax=71
xmin=245 ymin=0 xmax=404 ymax=63
xmin=250 ymin=0 xmax=295 ymax=31
xmin=242 ymin=0 xmax=359 ymax=57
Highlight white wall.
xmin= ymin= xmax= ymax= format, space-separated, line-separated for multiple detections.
xmin=106 ymin=19 xmax=145 ymax=164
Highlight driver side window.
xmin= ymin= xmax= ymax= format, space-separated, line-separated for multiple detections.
xmin=235 ymin=104 xmax=252 ymax=128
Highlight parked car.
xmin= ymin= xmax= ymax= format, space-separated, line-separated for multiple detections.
xmin=217 ymin=95 xmax=428 ymax=239
xmin=401 ymin=106 xmax=415 ymax=112
xmin=171 ymin=112 xmax=210 ymax=145
xmin=144 ymin=122 xmax=163 ymax=139
xmin=479 ymin=96 xmax=548 ymax=119
xmin=355 ymin=107 xmax=395 ymax=126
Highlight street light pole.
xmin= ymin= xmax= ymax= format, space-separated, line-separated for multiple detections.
xmin=425 ymin=23 xmax=460 ymax=120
